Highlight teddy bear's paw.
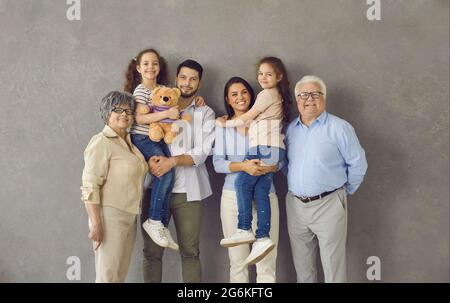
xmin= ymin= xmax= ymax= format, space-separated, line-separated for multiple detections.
xmin=149 ymin=130 xmax=164 ymax=142
xmin=164 ymin=134 xmax=176 ymax=144
xmin=171 ymin=123 xmax=180 ymax=133
xmin=149 ymin=135 xmax=163 ymax=142
xmin=149 ymin=123 xmax=164 ymax=141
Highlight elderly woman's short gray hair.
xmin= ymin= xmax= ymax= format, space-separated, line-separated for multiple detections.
xmin=295 ymin=75 xmax=327 ymax=99
xmin=100 ymin=91 xmax=136 ymax=124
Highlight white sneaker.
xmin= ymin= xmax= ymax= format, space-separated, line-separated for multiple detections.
xmin=164 ymin=227 xmax=179 ymax=251
xmin=142 ymin=219 xmax=168 ymax=248
xmin=220 ymin=229 xmax=256 ymax=247
xmin=245 ymin=237 xmax=275 ymax=265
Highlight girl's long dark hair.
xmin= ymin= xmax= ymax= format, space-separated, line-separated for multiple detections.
xmin=223 ymin=77 xmax=255 ymax=119
xmin=258 ymin=56 xmax=292 ymax=122
xmin=123 ymin=48 xmax=169 ymax=93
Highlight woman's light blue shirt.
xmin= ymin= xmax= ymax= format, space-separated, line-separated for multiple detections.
xmin=213 ymin=126 xmax=275 ymax=193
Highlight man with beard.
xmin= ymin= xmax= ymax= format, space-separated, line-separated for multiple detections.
xmin=142 ymin=59 xmax=215 ymax=283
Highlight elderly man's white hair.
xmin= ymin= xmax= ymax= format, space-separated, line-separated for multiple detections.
xmin=295 ymin=75 xmax=327 ymax=99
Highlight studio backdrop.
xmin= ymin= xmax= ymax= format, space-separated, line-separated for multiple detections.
xmin=0 ymin=0 xmax=448 ymax=282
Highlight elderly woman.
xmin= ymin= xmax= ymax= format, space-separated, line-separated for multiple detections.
xmin=81 ymin=91 xmax=148 ymax=282
xmin=213 ymin=77 xmax=280 ymax=283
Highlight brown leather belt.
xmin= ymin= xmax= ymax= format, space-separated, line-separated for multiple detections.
xmin=295 ymin=188 xmax=339 ymax=203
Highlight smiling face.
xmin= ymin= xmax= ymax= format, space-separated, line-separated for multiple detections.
xmin=296 ymin=81 xmax=326 ymax=121
xmin=136 ymin=51 xmax=160 ymax=82
xmin=108 ymin=105 xmax=133 ymax=132
xmin=226 ymin=82 xmax=252 ymax=115
xmin=257 ymin=62 xmax=282 ymax=90
xmin=176 ymin=67 xmax=200 ymax=98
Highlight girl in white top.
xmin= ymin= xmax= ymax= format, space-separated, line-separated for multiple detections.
xmin=216 ymin=57 xmax=291 ymax=265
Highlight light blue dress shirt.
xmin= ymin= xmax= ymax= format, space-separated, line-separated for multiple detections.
xmin=213 ymin=126 xmax=275 ymax=193
xmin=285 ymin=111 xmax=367 ymax=197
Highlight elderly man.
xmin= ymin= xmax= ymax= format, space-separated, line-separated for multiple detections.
xmin=285 ymin=75 xmax=367 ymax=283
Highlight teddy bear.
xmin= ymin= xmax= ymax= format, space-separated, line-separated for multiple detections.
xmin=139 ymin=86 xmax=191 ymax=144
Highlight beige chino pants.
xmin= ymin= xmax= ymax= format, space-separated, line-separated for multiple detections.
xmin=220 ymin=189 xmax=279 ymax=283
xmin=94 ymin=206 xmax=137 ymax=283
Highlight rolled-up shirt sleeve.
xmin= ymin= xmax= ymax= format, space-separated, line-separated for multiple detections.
xmin=185 ymin=107 xmax=216 ymax=167
xmin=212 ymin=126 xmax=232 ymax=173
xmin=80 ymin=135 xmax=110 ymax=204
xmin=339 ymin=123 xmax=368 ymax=195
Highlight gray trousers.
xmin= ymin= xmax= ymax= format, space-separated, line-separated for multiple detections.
xmin=286 ymin=188 xmax=348 ymax=283
xmin=141 ymin=191 xmax=202 ymax=283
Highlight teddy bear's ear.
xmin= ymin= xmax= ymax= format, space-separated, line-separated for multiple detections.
xmin=151 ymin=87 xmax=162 ymax=98
xmin=173 ymin=88 xmax=181 ymax=99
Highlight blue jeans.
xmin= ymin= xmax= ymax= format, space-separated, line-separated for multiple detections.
xmin=235 ymin=146 xmax=286 ymax=239
xmin=131 ymin=134 xmax=174 ymax=226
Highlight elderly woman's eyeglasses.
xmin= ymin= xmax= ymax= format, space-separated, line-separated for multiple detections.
xmin=111 ymin=107 xmax=133 ymax=115
xmin=298 ymin=91 xmax=323 ymax=100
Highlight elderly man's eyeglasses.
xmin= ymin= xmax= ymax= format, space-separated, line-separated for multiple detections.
xmin=298 ymin=91 xmax=323 ymax=100
xmin=111 ymin=107 xmax=133 ymax=115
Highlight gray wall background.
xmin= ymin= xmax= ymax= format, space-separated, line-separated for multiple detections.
xmin=0 ymin=0 xmax=448 ymax=282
